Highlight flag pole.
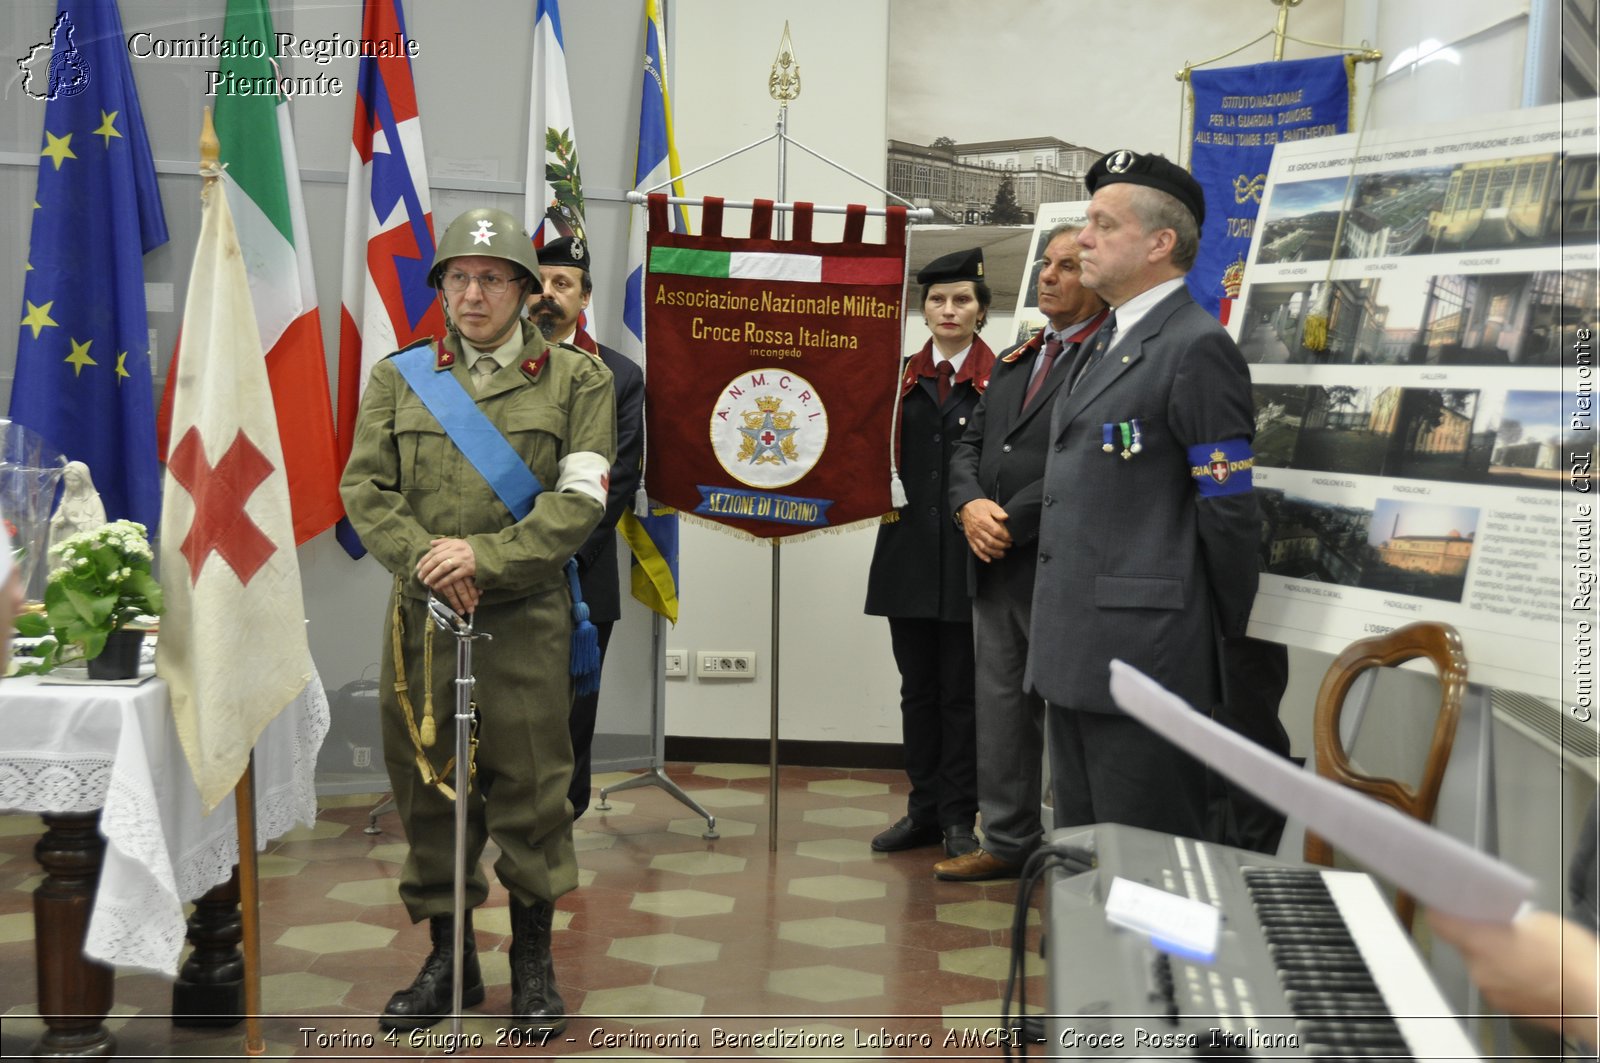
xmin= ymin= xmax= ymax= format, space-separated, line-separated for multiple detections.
xmin=767 ymin=22 xmax=800 ymax=852
xmin=235 ymin=752 xmax=265 ymax=1056
xmin=199 ymin=104 xmax=267 ymax=1057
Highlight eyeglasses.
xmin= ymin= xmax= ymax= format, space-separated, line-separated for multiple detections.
xmin=441 ymin=270 xmax=520 ymax=296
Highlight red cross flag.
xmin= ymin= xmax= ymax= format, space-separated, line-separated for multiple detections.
xmin=157 ymin=162 xmax=317 ymax=812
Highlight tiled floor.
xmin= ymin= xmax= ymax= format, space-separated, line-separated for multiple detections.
xmin=0 ymin=763 xmax=1046 ymax=1059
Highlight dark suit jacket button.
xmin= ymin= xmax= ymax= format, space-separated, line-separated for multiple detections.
xmin=1002 ymin=443 xmax=1013 ymax=453
xmin=1054 ymin=443 xmax=1065 ymax=452
xmin=932 ymin=433 xmax=941 ymax=443
xmin=1039 ymin=553 xmax=1051 ymax=563
xmin=930 ymin=470 xmax=939 ymax=480
xmin=1044 ymin=495 xmax=1054 ymax=506
xmin=928 ymin=506 xmax=939 ymax=517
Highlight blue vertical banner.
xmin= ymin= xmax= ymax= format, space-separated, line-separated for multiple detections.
xmin=12 ymin=0 xmax=169 ymax=529
xmin=1188 ymin=56 xmax=1352 ymax=322
xmin=618 ymin=0 xmax=687 ymax=622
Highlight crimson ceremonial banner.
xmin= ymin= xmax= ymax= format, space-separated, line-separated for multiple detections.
xmin=644 ymin=195 xmax=906 ymax=539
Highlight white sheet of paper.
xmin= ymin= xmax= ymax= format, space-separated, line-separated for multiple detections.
xmin=1108 ymin=660 xmax=1534 ymax=922
xmin=1105 ymin=875 xmax=1221 ymax=960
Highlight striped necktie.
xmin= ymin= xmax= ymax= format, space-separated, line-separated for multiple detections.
xmin=1021 ymin=334 xmax=1064 ymax=411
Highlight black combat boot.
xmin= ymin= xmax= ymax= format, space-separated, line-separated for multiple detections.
xmin=509 ymin=897 xmax=566 ymax=1033
xmin=379 ymin=911 xmax=484 ymax=1031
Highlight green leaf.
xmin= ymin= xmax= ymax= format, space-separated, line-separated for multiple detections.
xmin=64 ymin=584 xmax=116 ymax=628
xmin=11 ymin=636 xmax=59 ymax=675
xmin=124 ymin=570 xmax=163 ymax=614
xmin=14 ymin=612 xmax=50 ymax=637
xmin=43 ymin=580 xmax=68 ymax=611
xmin=79 ymin=628 xmax=108 ymax=661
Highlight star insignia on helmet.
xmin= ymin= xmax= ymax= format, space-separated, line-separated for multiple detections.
xmin=470 ymin=220 xmax=496 ymax=245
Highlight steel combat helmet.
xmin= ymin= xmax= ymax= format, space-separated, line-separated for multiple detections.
xmin=428 ymin=207 xmax=542 ymax=288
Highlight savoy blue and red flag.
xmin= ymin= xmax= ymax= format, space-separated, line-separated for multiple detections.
xmin=336 ymin=0 xmax=443 ymax=556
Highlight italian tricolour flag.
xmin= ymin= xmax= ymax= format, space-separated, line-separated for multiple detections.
xmin=169 ymin=0 xmax=343 ymax=546
xmin=649 ymin=246 xmax=903 ymax=286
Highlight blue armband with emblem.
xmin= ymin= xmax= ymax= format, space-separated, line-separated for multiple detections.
xmin=1187 ymin=439 xmax=1254 ymax=497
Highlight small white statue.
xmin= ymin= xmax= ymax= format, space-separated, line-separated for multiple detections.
xmin=49 ymin=461 xmax=107 ymax=545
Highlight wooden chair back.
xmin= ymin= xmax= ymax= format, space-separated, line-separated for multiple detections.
xmin=1302 ymin=621 xmax=1467 ymax=932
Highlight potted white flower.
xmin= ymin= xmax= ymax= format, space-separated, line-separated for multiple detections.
xmin=14 ymin=519 xmax=163 ymax=678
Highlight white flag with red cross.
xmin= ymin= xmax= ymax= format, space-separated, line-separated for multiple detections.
xmin=157 ymin=168 xmax=317 ymax=812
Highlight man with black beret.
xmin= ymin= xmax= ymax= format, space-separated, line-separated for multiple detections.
xmin=1025 ymin=151 xmax=1261 ymax=840
xmin=531 ymin=235 xmax=645 ymax=822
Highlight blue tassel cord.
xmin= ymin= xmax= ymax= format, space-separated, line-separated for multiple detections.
xmin=565 ymin=559 xmax=601 ymax=695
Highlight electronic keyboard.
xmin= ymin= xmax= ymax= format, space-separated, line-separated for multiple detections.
xmin=1044 ymin=824 xmax=1481 ymax=1060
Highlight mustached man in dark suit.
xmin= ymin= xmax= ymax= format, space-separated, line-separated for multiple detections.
xmin=1026 ymin=151 xmax=1260 ymax=840
xmin=532 ymin=236 xmax=644 ymax=821
xmin=935 ymin=226 xmax=1108 ymax=882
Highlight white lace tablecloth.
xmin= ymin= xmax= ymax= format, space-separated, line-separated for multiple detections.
xmin=0 ymin=673 xmax=329 ymax=976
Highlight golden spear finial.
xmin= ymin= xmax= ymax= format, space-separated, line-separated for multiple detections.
xmin=199 ymin=106 xmax=221 ymax=179
xmin=768 ymin=21 xmax=800 ymax=104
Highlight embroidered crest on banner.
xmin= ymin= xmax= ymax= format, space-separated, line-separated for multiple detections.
xmin=711 ymin=369 xmax=828 ymax=489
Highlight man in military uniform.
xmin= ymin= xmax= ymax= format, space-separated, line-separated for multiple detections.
xmin=530 ymin=235 xmax=644 ymax=820
xmin=341 ymin=207 xmax=615 ymax=1033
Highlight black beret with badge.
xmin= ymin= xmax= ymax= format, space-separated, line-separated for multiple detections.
xmin=1086 ymin=149 xmax=1207 ymax=228
xmin=916 ymin=246 xmax=984 ymax=285
xmin=537 ymin=234 xmax=591 ymax=271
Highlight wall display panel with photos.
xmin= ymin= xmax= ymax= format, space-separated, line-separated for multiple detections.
xmin=1233 ymin=101 xmax=1596 ymax=706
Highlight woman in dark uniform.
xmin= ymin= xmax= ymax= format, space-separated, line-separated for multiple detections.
xmin=865 ymin=247 xmax=995 ymax=861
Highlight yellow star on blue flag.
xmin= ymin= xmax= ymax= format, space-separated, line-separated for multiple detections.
xmin=10 ymin=0 xmax=168 ymax=529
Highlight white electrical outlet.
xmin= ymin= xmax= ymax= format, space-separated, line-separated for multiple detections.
xmin=664 ymin=649 xmax=688 ymax=677
xmin=696 ymin=650 xmax=757 ymax=678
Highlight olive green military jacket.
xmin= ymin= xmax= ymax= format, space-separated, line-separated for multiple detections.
xmin=340 ymin=323 xmax=617 ymax=603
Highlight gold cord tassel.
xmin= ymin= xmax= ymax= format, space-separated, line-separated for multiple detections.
xmin=390 ymin=577 xmax=471 ymax=797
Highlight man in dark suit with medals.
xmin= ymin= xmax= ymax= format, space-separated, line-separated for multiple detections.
xmin=532 ymin=236 xmax=645 ymax=821
xmin=936 ymin=226 xmax=1108 ymax=881
xmin=1026 ymin=151 xmax=1259 ymax=840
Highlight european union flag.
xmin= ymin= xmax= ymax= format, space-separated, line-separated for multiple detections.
xmin=12 ymin=0 xmax=168 ymax=531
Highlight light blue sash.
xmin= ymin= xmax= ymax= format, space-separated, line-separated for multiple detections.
xmin=391 ymin=343 xmax=540 ymax=520
xmin=390 ymin=341 xmax=602 ymax=693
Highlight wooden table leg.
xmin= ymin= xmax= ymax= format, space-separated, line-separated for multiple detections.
xmin=171 ymin=865 xmax=243 ymax=1027
xmin=33 ymin=811 xmax=114 ymax=1058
